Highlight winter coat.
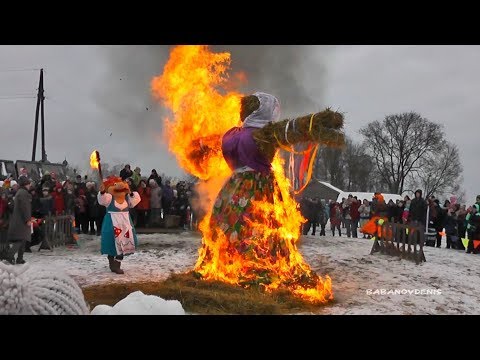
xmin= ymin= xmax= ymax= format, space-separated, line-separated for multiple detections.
xmin=433 ymin=205 xmax=446 ymax=229
xmin=131 ymin=172 xmax=142 ymax=188
xmin=444 ymin=211 xmax=458 ymax=236
xmin=86 ymin=190 xmax=100 ymax=218
xmin=39 ymin=196 xmax=54 ymax=217
xmin=136 ymin=186 xmax=151 ymax=210
xmin=51 ymin=189 xmax=65 ymax=215
xmin=7 ymin=187 xmax=32 ymax=242
xmin=350 ymin=200 xmax=360 ymax=221
xmin=342 ymin=200 xmax=351 ymax=220
xmin=0 ymin=195 xmax=9 ymax=229
xmin=74 ymin=195 xmax=88 ymax=215
xmin=150 ymin=186 xmax=162 ymax=209
xmin=148 ymin=175 xmax=162 ymax=187
xmin=162 ymin=185 xmax=174 ymax=202
xmin=358 ymin=204 xmax=371 ymax=219
xmin=329 ymin=203 xmax=342 ymax=226
xmin=63 ymin=192 xmax=76 ymax=215
xmin=120 ymin=168 xmax=133 ymax=181
xmin=409 ymin=197 xmax=427 ymax=224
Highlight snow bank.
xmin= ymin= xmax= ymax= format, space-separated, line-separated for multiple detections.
xmin=91 ymin=291 xmax=185 ymax=315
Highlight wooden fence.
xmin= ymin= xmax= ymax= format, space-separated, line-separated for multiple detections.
xmin=371 ymin=222 xmax=426 ymax=264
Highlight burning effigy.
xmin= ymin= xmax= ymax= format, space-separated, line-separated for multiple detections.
xmin=151 ymin=45 xmax=345 ymax=304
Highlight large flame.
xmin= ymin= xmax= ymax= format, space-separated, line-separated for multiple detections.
xmin=151 ymin=45 xmax=241 ymax=181
xmin=151 ymin=45 xmax=332 ymax=304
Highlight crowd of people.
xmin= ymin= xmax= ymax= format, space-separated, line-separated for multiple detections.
xmin=299 ymin=190 xmax=480 ymax=254
xmin=2 ymin=163 xmax=480 ymax=264
xmin=0 ymin=165 xmax=198 ymax=259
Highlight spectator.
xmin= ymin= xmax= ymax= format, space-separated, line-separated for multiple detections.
xmin=148 ymin=169 xmax=162 ymax=187
xmin=445 ymin=205 xmax=460 ymax=249
xmin=457 ymin=204 xmax=467 ymax=239
xmin=300 ymin=197 xmax=315 ymax=236
xmin=162 ymin=180 xmax=174 ymax=216
xmin=39 ymin=187 xmax=54 ymax=217
xmin=74 ymin=188 xmax=89 ymax=234
xmin=63 ymin=183 xmax=76 ymax=216
xmin=358 ymin=199 xmax=371 ymax=238
xmin=149 ymin=179 xmax=162 ymax=226
xmin=387 ymin=199 xmax=396 ymax=222
xmin=0 ymin=189 xmax=9 ymax=234
xmin=6 ymin=176 xmax=32 ymax=265
xmin=329 ymin=201 xmax=342 ymax=237
xmin=350 ymin=197 xmax=360 ymax=238
xmin=466 ymin=204 xmax=480 ymax=254
xmin=120 ymin=164 xmax=133 ymax=181
xmin=73 ymin=174 xmax=86 ymax=196
xmin=432 ymin=199 xmax=446 ymax=248
xmin=136 ymin=179 xmax=151 ymax=228
xmin=319 ymin=199 xmax=329 ymax=236
xmin=409 ymin=189 xmax=427 ymax=229
xmin=342 ymin=195 xmax=353 ymax=238
xmin=132 ymin=167 xmax=142 ymax=188
xmin=51 ymin=183 xmax=65 ymax=216
xmin=86 ymin=182 xmax=101 ymax=235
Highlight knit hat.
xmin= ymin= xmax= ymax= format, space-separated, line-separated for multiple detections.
xmin=0 ymin=262 xmax=90 ymax=315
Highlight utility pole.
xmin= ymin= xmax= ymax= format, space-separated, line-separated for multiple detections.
xmin=31 ymin=68 xmax=46 ymax=162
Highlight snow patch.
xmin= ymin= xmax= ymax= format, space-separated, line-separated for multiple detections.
xmin=91 ymin=291 xmax=185 ymax=315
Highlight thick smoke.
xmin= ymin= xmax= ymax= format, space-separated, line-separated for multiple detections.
xmin=94 ymin=45 xmax=332 ymax=182
xmin=218 ymin=45 xmax=333 ymax=118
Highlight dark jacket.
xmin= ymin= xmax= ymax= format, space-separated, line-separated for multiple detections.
xmin=39 ymin=196 xmax=54 ymax=217
xmin=86 ymin=189 xmax=100 ymax=218
xmin=148 ymin=175 xmax=162 ymax=187
xmin=409 ymin=197 xmax=427 ymax=224
xmin=120 ymin=168 xmax=133 ymax=181
xmin=7 ymin=187 xmax=32 ymax=242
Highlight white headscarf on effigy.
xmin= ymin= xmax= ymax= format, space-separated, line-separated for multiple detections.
xmin=0 ymin=261 xmax=90 ymax=315
xmin=242 ymin=92 xmax=281 ymax=129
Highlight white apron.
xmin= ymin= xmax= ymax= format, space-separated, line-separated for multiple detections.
xmin=110 ymin=211 xmax=135 ymax=255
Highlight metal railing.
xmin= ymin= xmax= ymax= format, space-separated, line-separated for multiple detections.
xmin=38 ymin=214 xmax=76 ymax=250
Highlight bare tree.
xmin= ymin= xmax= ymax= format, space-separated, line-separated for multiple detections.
xmin=342 ymin=138 xmax=379 ymax=192
xmin=408 ymin=142 xmax=462 ymax=199
xmin=360 ymin=112 xmax=443 ymax=194
xmin=315 ymin=146 xmax=345 ymax=189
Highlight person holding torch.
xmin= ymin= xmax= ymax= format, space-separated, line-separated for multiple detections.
xmin=90 ymin=151 xmax=141 ymax=274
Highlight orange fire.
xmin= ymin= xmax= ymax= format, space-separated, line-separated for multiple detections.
xmin=151 ymin=45 xmax=332 ymax=304
xmin=90 ymin=150 xmax=100 ymax=169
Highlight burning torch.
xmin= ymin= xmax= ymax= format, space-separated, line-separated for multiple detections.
xmin=90 ymin=150 xmax=103 ymax=185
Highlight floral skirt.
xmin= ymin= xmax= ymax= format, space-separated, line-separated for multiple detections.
xmin=198 ymin=170 xmax=306 ymax=286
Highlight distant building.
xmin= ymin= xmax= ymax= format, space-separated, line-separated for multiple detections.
xmin=299 ymin=179 xmax=403 ymax=203
xmin=299 ymin=180 xmax=343 ymax=202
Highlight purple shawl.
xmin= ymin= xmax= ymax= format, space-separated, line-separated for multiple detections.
xmin=222 ymin=127 xmax=271 ymax=174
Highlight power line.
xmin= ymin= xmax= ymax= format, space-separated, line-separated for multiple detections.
xmin=0 ymin=96 xmax=36 ymax=100
xmin=0 ymin=93 xmax=37 ymax=97
xmin=0 ymin=68 xmax=41 ymax=73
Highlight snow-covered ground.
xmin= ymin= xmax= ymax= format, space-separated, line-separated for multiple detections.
xmin=20 ymin=231 xmax=480 ymax=315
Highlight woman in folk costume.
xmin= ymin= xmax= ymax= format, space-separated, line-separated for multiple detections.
xmin=196 ymin=92 xmax=344 ymax=288
xmin=98 ymin=176 xmax=140 ymax=274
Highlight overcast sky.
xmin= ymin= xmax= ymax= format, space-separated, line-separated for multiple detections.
xmin=0 ymin=45 xmax=477 ymax=203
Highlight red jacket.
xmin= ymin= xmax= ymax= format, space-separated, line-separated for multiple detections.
xmin=136 ymin=187 xmax=151 ymax=210
xmin=0 ymin=197 xmax=7 ymax=218
xmin=350 ymin=200 xmax=360 ymax=221
xmin=51 ymin=190 xmax=65 ymax=215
